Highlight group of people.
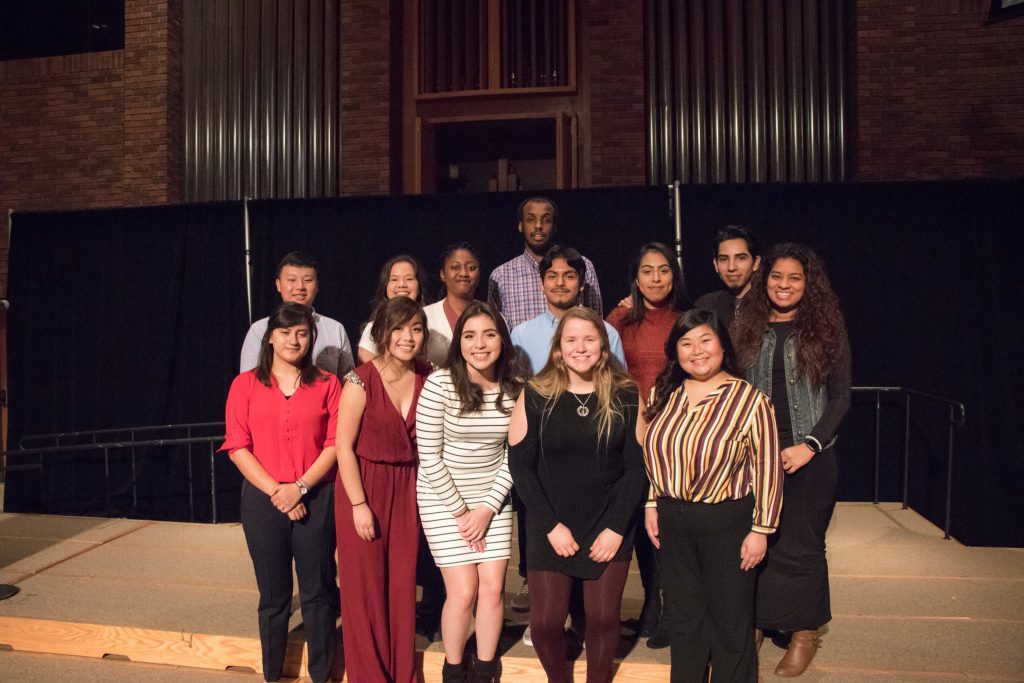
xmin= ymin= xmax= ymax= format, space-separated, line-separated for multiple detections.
xmin=221 ymin=197 xmax=851 ymax=683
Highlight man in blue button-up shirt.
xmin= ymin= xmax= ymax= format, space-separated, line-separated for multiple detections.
xmin=510 ymin=245 xmax=626 ymax=376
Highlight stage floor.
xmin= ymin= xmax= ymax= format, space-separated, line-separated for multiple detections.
xmin=0 ymin=498 xmax=1021 ymax=682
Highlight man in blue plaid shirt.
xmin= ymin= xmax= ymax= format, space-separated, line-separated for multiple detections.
xmin=488 ymin=196 xmax=603 ymax=331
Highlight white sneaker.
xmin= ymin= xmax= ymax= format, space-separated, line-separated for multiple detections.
xmin=522 ymin=625 xmax=533 ymax=647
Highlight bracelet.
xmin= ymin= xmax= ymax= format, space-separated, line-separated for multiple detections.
xmin=352 ymin=500 xmax=367 ymax=507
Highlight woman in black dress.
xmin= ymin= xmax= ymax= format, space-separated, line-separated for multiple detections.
xmin=508 ymin=307 xmax=647 ymax=683
xmin=731 ymin=243 xmax=851 ymax=677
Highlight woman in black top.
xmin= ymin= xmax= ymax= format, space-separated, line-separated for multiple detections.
xmin=509 ymin=307 xmax=647 ymax=683
xmin=731 ymin=243 xmax=851 ymax=677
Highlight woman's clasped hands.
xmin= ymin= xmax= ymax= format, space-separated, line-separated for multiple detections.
xmin=270 ymin=483 xmax=307 ymax=521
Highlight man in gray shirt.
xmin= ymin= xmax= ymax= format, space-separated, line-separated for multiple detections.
xmin=240 ymin=251 xmax=354 ymax=375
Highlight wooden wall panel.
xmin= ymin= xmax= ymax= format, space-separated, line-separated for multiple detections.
xmin=645 ymin=0 xmax=851 ymax=184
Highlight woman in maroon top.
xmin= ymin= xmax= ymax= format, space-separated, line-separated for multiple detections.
xmin=605 ymin=242 xmax=689 ymax=643
xmin=335 ymin=296 xmax=432 ymax=683
xmin=222 ymin=302 xmax=342 ymax=683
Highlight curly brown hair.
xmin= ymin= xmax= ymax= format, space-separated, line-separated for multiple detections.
xmin=731 ymin=243 xmax=846 ymax=386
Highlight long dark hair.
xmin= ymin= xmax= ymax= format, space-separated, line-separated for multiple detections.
xmin=255 ymin=302 xmax=325 ymax=387
xmin=645 ymin=309 xmax=736 ymax=421
xmin=369 ymin=254 xmax=430 ymax=311
xmin=370 ymin=296 xmax=429 ymax=357
xmin=445 ymin=301 xmax=524 ymax=415
xmin=623 ymin=242 xmax=689 ymax=326
xmin=731 ymin=242 xmax=846 ymax=385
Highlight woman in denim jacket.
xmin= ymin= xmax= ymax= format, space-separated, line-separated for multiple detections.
xmin=731 ymin=243 xmax=851 ymax=678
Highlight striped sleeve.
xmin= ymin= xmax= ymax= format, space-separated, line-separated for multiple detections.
xmin=750 ymin=393 xmax=783 ymax=533
xmin=415 ymin=374 xmax=469 ymax=517
xmin=480 ymin=437 xmax=514 ymax=514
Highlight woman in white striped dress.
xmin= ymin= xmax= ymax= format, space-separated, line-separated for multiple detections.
xmin=415 ymin=301 xmax=524 ymax=683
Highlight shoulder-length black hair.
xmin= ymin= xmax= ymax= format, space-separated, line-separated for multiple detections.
xmin=255 ymin=302 xmax=325 ymax=387
xmin=369 ymin=254 xmax=430 ymax=312
xmin=623 ymin=242 xmax=690 ymax=327
xmin=644 ymin=308 xmax=736 ymax=420
xmin=370 ymin=296 xmax=430 ymax=357
xmin=445 ymin=301 xmax=524 ymax=415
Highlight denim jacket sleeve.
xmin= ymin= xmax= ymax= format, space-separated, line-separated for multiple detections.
xmin=807 ymin=332 xmax=852 ymax=449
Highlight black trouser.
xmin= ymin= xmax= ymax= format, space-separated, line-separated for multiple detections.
xmin=658 ymin=495 xmax=757 ymax=683
xmin=241 ymin=480 xmax=339 ymax=683
xmin=634 ymin=506 xmax=661 ymax=597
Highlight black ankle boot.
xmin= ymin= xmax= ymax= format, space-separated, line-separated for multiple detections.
xmin=472 ymin=657 xmax=499 ymax=683
xmin=442 ymin=659 xmax=469 ymax=683
xmin=638 ymin=592 xmax=662 ymax=637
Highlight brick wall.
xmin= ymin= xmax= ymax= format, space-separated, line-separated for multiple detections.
xmin=0 ymin=52 xmax=125 ymax=294
xmin=857 ymin=0 xmax=1024 ymax=180
xmin=340 ymin=1 xmax=394 ymax=195
xmin=123 ymin=0 xmax=183 ymax=205
xmin=583 ymin=1 xmax=647 ymax=186
xmin=0 ymin=0 xmax=183 ymax=294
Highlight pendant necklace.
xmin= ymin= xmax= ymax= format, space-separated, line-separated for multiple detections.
xmin=569 ymin=391 xmax=592 ymax=417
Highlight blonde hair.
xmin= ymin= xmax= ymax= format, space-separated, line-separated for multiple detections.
xmin=529 ymin=308 xmax=635 ymax=444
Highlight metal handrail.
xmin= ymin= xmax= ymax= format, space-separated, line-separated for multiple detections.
xmin=19 ymin=422 xmax=224 ymax=450
xmin=851 ymin=386 xmax=966 ymax=539
xmin=11 ymin=423 xmax=226 ymax=523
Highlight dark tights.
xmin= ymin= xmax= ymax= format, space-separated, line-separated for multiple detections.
xmin=528 ymin=562 xmax=629 ymax=683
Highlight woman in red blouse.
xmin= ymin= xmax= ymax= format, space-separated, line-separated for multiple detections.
xmin=335 ymin=296 xmax=432 ymax=683
xmin=222 ymin=302 xmax=342 ymax=683
xmin=605 ymin=241 xmax=689 ymax=642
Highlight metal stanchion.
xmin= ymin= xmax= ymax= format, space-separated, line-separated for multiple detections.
xmin=0 ymin=292 xmax=19 ymax=600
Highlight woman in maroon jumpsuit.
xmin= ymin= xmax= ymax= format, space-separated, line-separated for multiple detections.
xmin=335 ymin=297 xmax=431 ymax=683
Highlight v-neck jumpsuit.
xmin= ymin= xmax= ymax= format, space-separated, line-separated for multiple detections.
xmin=335 ymin=362 xmax=428 ymax=683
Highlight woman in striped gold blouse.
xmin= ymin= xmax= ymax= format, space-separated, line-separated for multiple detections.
xmin=639 ymin=308 xmax=782 ymax=683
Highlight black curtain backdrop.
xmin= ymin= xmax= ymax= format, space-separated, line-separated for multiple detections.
xmin=675 ymin=180 xmax=1024 ymax=547
xmin=246 ymin=187 xmax=675 ymax=332
xmin=5 ymin=202 xmax=249 ymax=520
xmin=4 ymin=182 xmax=1021 ymax=546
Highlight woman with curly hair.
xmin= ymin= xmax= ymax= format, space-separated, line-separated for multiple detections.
xmin=731 ymin=243 xmax=851 ymax=677
xmin=508 ymin=307 xmax=647 ymax=683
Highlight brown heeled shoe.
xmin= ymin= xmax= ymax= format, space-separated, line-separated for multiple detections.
xmin=774 ymin=629 xmax=819 ymax=677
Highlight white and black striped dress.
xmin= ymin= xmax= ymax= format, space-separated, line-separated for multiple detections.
xmin=415 ymin=369 xmax=514 ymax=567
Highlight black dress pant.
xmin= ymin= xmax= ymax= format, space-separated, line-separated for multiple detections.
xmin=634 ymin=506 xmax=660 ymax=596
xmin=241 ymin=480 xmax=339 ymax=683
xmin=658 ymin=495 xmax=757 ymax=683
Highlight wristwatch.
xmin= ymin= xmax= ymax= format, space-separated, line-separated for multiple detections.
xmin=295 ymin=479 xmax=310 ymax=496
xmin=804 ymin=437 xmax=823 ymax=454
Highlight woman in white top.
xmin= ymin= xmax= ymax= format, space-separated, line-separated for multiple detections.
xmin=416 ymin=301 xmax=524 ymax=683
xmin=422 ymin=243 xmax=482 ymax=367
xmin=357 ymin=255 xmax=431 ymax=364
